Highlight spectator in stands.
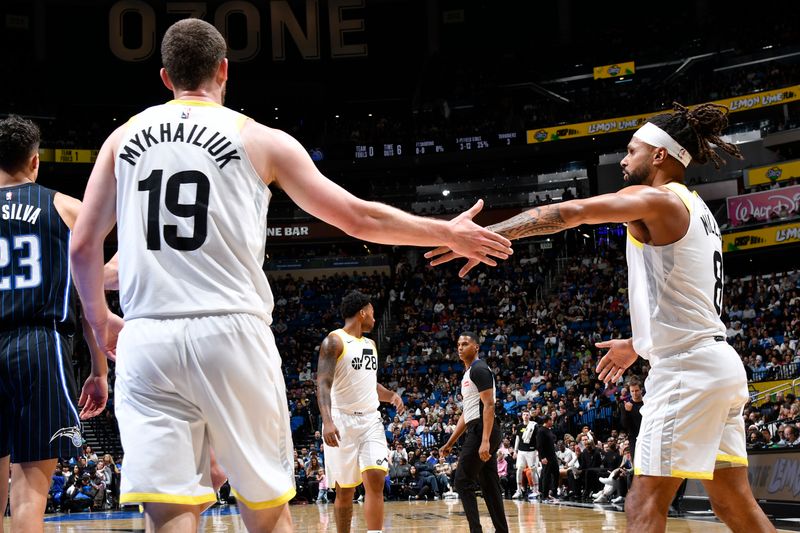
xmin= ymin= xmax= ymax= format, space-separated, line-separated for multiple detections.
xmin=577 ymin=435 xmax=603 ymax=500
xmin=556 ymin=441 xmax=579 ymax=498
xmin=310 ymin=468 xmax=327 ymax=504
xmin=419 ymin=427 xmax=436 ymax=448
xmin=620 ymin=377 xmax=643 ymax=459
xmin=48 ymin=466 xmax=67 ymax=512
xmin=81 ymin=445 xmax=98 ymax=465
xmin=66 ymin=473 xmax=96 ymax=512
xmin=304 ymin=456 xmax=322 ymax=502
xmin=778 ymin=425 xmax=799 ymax=447
xmin=390 ymin=442 xmax=409 ymax=465
xmin=406 ymin=466 xmax=436 ymax=501
xmin=497 ymin=451 xmax=512 ymax=499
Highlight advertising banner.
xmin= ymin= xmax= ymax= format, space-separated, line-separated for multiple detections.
xmin=685 ymin=450 xmax=800 ymax=502
xmin=593 ymin=61 xmax=635 ymax=80
xmin=727 ymin=185 xmax=800 ymax=226
xmin=722 ymin=220 xmax=800 ymax=252
xmin=747 ymin=159 xmax=800 ymax=187
xmin=528 ymin=85 xmax=800 ymax=144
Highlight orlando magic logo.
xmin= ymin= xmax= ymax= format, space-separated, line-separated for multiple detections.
xmin=50 ymin=425 xmax=83 ymax=448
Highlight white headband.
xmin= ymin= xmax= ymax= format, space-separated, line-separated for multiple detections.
xmin=632 ymin=122 xmax=692 ymax=167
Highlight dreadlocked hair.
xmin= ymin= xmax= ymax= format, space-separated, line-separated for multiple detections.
xmin=648 ymin=102 xmax=744 ymax=169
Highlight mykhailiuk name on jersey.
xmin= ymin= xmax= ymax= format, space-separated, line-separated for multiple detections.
xmin=118 ymin=122 xmax=242 ymax=169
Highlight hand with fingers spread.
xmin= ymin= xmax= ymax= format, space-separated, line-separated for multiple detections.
xmin=426 ymin=199 xmax=513 ymax=277
xmin=595 ymin=338 xmax=639 ymax=385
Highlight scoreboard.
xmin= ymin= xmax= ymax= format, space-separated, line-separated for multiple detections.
xmin=353 ymin=131 xmax=524 ymax=160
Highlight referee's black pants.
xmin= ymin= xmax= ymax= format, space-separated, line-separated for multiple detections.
xmin=540 ymin=455 xmax=559 ymax=499
xmin=454 ymin=423 xmax=508 ymax=533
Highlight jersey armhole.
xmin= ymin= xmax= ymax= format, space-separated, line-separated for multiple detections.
xmin=330 ymin=330 xmax=347 ymax=362
xmin=662 ymin=182 xmax=693 ymax=215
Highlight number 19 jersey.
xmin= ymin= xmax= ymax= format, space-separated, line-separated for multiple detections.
xmin=626 ymin=182 xmax=726 ymax=363
xmin=115 ymin=100 xmax=274 ymax=322
xmin=330 ymin=330 xmax=379 ymax=414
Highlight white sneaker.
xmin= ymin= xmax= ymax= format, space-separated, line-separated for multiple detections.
xmin=357 ymin=495 xmax=364 ymax=502
xmin=527 ymin=492 xmax=539 ymax=500
xmin=511 ymin=490 xmax=523 ymax=500
xmin=594 ymin=494 xmax=609 ymax=503
xmin=611 ymin=496 xmax=625 ymax=504
xmin=599 ymin=476 xmax=614 ymax=486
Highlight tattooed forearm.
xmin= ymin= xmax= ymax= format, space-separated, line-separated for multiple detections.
xmin=487 ymin=206 xmax=567 ymax=240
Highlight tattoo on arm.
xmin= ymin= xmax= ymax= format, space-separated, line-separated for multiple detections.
xmin=316 ymin=335 xmax=341 ymax=422
xmin=487 ymin=205 xmax=566 ymax=240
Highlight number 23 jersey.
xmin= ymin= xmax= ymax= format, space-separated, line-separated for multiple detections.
xmin=330 ymin=329 xmax=380 ymax=414
xmin=115 ymin=100 xmax=274 ymax=322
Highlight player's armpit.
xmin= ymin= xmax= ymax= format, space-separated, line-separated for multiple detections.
xmin=52 ymin=193 xmax=83 ymax=230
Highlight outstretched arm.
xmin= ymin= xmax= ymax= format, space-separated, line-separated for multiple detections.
xmin=426 ymin=186 xmax=666 ymax=276
xmin=245 ymin=123 xmax=513 ymax=267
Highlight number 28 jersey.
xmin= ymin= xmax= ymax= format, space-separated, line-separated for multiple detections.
xmin=330 ymin=329 xmax=380 ymax=414
xmin=626 ymin=182 xmax=726 ymax=363
xmin=115 ymin=100 xmax=274 ymax=322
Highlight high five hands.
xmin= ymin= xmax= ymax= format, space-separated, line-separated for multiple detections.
xmin=427 ymin=199 xmax=512 ymax=278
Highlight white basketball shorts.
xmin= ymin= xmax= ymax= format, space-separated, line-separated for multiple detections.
xmin=115 ymin=313 xmax=295 ymax=508
xmin=324 ymin=410 xmax=389 ymax=488
xmin=634 ymin=340 xmax=749 ymax=480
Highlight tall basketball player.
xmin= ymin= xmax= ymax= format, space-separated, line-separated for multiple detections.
xmin=427 ymin=103 xmax=776 ymax=533
xmin=69 ymin=18 xmax=510 ymax=533
xmin=317 ymin=291 xmax=404 ymax=533
xmin=0 ymin=116 xmax=114 ymax=533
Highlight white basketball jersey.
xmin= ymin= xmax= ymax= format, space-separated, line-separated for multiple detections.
xmin=330 ymin=329 xmax=379 ymax=413
xmin=114 ymin=100 xmax=274 ymax=322
xmin=627 ymin=182 xmax=726 ymax=363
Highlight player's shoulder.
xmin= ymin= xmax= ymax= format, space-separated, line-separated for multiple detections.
xmin=240 ymin=118 xmax=294 ymax=146
xmin=323 ymin=329 xmax=345 ymax=346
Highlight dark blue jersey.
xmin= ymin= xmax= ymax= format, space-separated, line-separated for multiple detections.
xmin=0 ymin=183 xmax=76 ymax=334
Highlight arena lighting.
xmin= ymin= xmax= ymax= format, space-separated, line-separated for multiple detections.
xmin=582 ymin=233 xmax=591 ymax=239
xmin=442 ymin=189 xmax=450 ymax=196
xmin=274 ymin=107 xmax=278 ymax=111
xmin=368 ymin=113 xmax=373 ymax=117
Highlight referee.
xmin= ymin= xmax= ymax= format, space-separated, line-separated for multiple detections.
xmin=440 ymin=332 xmax=508 ymax=533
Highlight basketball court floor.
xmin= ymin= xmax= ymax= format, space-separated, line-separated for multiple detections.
xmin=20 ymin=499 xmax=799 ymax=532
